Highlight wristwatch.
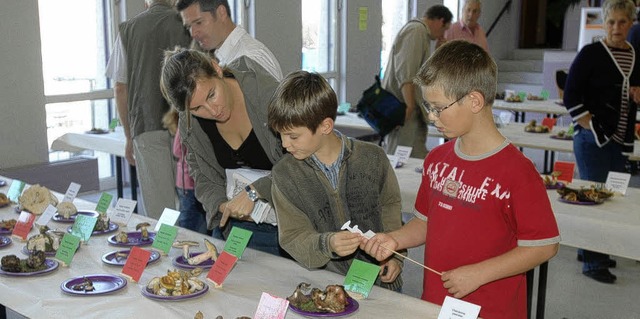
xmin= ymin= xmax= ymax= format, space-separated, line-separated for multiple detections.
xmin=245 ymin=185 xmax=258 ymax=202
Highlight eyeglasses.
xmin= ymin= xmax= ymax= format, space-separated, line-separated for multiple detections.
xmin=421 ymin=94 xmax=467 ymax=118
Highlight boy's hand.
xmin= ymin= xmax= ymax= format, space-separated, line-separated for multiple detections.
xmin=379 ymin=258 xmax=402 ymax=283
xmin=329 ymin=231 xmax=362 ymax=257
xmin=360 ymin=233 xmax=398 ymax=261
xmin=441 ymin=265 xmax=482 ymax=299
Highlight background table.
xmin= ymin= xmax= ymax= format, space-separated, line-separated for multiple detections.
xmin=0 ymin=177 xmax=446 ymax=319
xmin=493 ymin=99 xmax=568 ymax=122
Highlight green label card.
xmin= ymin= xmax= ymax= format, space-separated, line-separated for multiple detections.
xmin=7 ymin=180 xmax=25 ymax=202
xmin=55 ymin=233 xmax=81 ymax=266
xmin=343 ymin=259 xmax=381 ymax=299
xmin=95 ymin=192 xmax=113 ymax=214
xmin=70 ymin=214 xmax=98 ymax=242
xmin=223 ymin=226 xmax=253 ymax=258
xmin=151 ymin=223 xmax=178 ymax=255
xmin=109 ymin=118 xmax=119 ymax=130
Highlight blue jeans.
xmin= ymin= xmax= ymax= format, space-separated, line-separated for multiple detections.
xmin=176 ymin=188 xmax=208 ymax=235
xmin=573 ymin=129 xmax=626 ymax=272
xmin=212 ymin=219 xmax=288 ymax=257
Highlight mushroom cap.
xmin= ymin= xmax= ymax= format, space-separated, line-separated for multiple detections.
xmin=172 ymin=240 xmax=199 ymax=248
xmin=136 ymin=222 xmax=151 ymax=230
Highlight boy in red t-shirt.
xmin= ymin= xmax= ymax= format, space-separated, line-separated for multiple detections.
xmin=361 ymin=40 xmax=560 ymax=319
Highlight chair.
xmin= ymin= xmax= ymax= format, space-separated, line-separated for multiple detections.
xmin=556 ymin=69 xmax=568 ymax=99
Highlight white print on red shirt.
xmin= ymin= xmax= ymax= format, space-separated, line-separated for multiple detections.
xmin=426 ymin=161 xmax=511 ymax=204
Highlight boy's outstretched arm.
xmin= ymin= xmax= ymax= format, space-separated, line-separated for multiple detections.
xmin=441 ymin=243 xmax=559 ymax=299
xmin=361 ymin=216 xmax=428 ymax=261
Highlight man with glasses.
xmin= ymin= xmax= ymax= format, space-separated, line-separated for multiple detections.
xmin=444 ymin=0 xmax=489 ymax=52
xmin=177 ymin=0 xmax=282 ymax=80
xmin=382 ymin=5 xmax=453 ymax=159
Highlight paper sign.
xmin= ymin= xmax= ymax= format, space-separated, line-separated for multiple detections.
xmin=207 ymin=251 xmax=238 ymax=285
xmin=343 ymin=259 xmax=381 ymax=299
xmin=122 ymin=246 xmax=152 ymax=282
xmin=36 ymin=204 xmax=58 ymax=226
xmin=223 ymin=226 xmax=253 ymax=258
xmin=253 ymin=292 xmax=289 ymax=319
xmin=541 ymin=117 xmax=556 ymax=130
xmin=7 ymin=180 xmax=25 ymax=202
xmin=95 ymin=192 xmax=113 ymax=214
xmin=69 ymin=214 xmax=98 ymax=242
xmin=62 ymin=182 xmax=81 ymax=203
xmin=437 ymin=296 xmax=481 ymax=319
xmin=393 ymin=146 xmax=412 ymax=164
xmin=12 ymin=211 xmax=36 ymax=240
xmin=108 ymin=198 xmax=137 ymax=225
xmin=151 ymin=223 xmax=178 ymax=255
xmin=358 ymin=7 xmax=368 ymax=31
xmin=387 ymin=155 xmax=399 ymax=170
xmin=154 ymin=208 xmax=181 ymax=231
xmin=54 ymin=233 xmax=81 ymax=266
xmin=605 ymin=171 xmax=631 ymax=196
xmin=553 ymin=161 xmax=576 ymax=183
xmin=499 ymin=111 xmax=512 ymax=125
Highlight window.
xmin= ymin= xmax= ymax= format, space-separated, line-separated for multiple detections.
xmin=444 ymin=0 xmax=459 ymax=22
xmin=380 ymin=0 xmax=410 ymax=78
xmin=301 ymin=0 xmax=339 ymax=91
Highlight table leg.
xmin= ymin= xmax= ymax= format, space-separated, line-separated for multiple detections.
xmin=115 ymin=156 xmax=123 ymax=199
xmin=536 ymin=262 xmax=549 ymax=319
xmin=526 ymin=268 xmax=534 ymax=319
xmin=130 ymin=165 xmax=137 ymax=213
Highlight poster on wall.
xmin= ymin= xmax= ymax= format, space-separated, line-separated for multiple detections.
xmin=578 ymin=7 xmax=605 ymax=51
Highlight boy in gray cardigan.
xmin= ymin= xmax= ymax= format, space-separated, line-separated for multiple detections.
xmin=268 ymin=71 xmax=405 ymax=291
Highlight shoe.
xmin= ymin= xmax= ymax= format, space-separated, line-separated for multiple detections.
xmin=576 ymin=255 xmax=617 ymax=268
xmin=583 ymin=269 xmax=617 ymax=284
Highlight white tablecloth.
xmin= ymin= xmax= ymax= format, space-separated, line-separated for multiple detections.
xmin=0 ymin=177 xmax=444 ymax=319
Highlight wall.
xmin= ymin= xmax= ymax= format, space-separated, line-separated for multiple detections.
xmin=253 ymin=1 xmax=301 ymax=76
xmin=0 ymin=0 xmax=48 ymax=169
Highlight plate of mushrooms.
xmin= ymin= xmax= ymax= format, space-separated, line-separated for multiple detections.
xmin=172 ymin=238 xmax=219 ymax=269
xmin=107 ymin=222 xmax=155 ymax=247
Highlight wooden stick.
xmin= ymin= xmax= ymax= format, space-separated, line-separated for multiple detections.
xmin=379 ymin=245 xmax=442 ymax=276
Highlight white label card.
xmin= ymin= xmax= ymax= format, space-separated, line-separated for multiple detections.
xmin=154 ymin=208 xmax=181 ymax=231
xmin=253 ymin=292 xmax=289 ymax=319
xmin=499 ymin=111 xmax=512 ymax=125
xmin=605 ymin=171 xmax=631 ymax=196
xmin=387 ymin=155 xmax=400 ymax=170
xmin=62 ymin=182 xmax=82 ymax=203
xmin=393 ymin=146 xmax=412 ymax=164
xmin=36 ymin=204 xmax=58 ymax=226
xmin=437 ymin=296 xmax=481 ymax=319
xmin=108 ymin=198 xmax=137 ymax=225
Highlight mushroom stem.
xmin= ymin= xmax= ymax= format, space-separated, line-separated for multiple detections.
xmin=187 ymin=239 xmax=218 ymax=265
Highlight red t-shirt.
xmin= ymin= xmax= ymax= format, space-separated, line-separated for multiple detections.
xmin=416 ymin=139 xmax=560 ymax=319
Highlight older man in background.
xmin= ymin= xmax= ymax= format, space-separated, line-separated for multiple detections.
xmin=106 ymin=0 xmax=192 ymax=218
xmin=444 ymin=0 xmax=489 ymax=52
xmin=176 ymin=0 xmax=283 ymax=80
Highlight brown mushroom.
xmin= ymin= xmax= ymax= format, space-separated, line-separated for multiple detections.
xmin=172 ymin=240 xmax=200 ymax=260
xmin=136 ymin=222 xmax=151 ymax=241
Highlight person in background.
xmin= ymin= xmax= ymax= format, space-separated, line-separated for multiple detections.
xmin=382 ymin=5 xmax=453 ymax=159
xmin=563 ymin=0 xmax=640 ymax=284
xmin=444 ymin=0 xmax=489 ymax=52
xmin=160 ymin=48 xmax=286 ymax=256
xmin=105 ymin=0 xmax=191 ymax=219
xmin=268 ymin=71 xmax=405 ymax=291
xmin=176 ymin=0 xmax=283 ymax=80
xmin=361 ymin=40 xmax=560 ymax=319
xmin=625 ymin=4 xmax=640 ymax=51
xmin=163 ymin=109 xmax=208 ymax=234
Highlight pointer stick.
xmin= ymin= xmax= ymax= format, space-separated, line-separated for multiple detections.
xmin=378 ymin=245 xmax=442 ymax=276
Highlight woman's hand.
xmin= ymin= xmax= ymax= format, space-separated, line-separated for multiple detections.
xmin=576 ymin=113 xmax=592 ymax=130
xmin=219 ymin=192 xmax=255 ymax=227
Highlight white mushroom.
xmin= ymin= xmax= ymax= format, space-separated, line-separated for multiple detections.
xmin=187 ymin=238 xmax=219 ymax=265
xmin=57 ymin=202 xmax=77 ymax=219
xmin=172 ymin=240 xmax=199 ymax=260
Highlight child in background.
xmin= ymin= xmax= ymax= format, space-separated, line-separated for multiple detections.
xmin=268 ymin=71 xmax=405 ymax=291
xmin=360 ymin=40 xmax=560 ymax=319
xmin=163 ymin=109 xmax=208 ymax=234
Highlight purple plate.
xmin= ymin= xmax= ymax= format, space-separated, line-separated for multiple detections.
xmin=558 ymin=197 xmax=603 ymax=205
xmin=141 ymin=282 xmax=209 ymax=301
xmin=289 ymin=297 xmax=359 ymax=317
xmin=52 ymin=210 xmax=100 ymax=223
xmin=172 ymin=252 xmax=215 ymax=270
xmin=107 ymin=232 xmax=156 ymax=247
xmin=550 ymin=135 xmax=572 ymax=141
xmin=0 ymin=236 xmax=12 ymax=248
xmin=60 ymin=274 xmax=127 ymax=296
xmin=0 ymin=258 xmax=59 ymax=277
xmin=66 ymin=221 xmax=119 ymax=236
xmin=0 ymin=225 xmax=14 ymax=235
xmin=0 ymin=179 xmax=6 ymax=187
xmin=102 ymin=249 xmax=161 ymax=266
xmin=545 ymin=182 xmax=565 ymax=190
